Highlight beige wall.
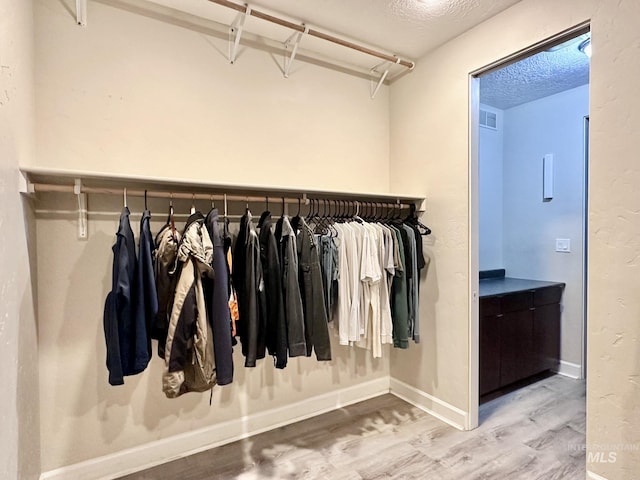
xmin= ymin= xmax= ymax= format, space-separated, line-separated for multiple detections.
xmin=34 ymin=0 xmax=391 ymax=472
xmin=0 ymin=0 xmax=40 ymax=479
xmin=390 ymin=0 xmax=640 ymax=478
xmin=586 ymin=0 xmax=640 ymax=477
xmin=33 ymin=0 xmax=390 ymax=193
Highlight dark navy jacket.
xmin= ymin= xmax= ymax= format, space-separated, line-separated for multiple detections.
xmin=204 ymin=208 xmax=235 ymax=384
xmin=135 ymin=210 xmax=158 ymax=361
xmin=103 ymin=207 xmax=149 ymax=385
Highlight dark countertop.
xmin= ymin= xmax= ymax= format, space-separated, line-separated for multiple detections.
xmin=479 ymin=277 xmax=565 ymax=298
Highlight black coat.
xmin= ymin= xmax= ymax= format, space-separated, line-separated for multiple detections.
xmin=292 ymin=216 xmax=331 ymax=361
xmin=233 ymin=213 xmax=267 ymax=367
xmin=274 ymin=216 xmax=307 ymax=358
xmin=258 ymin=212 xmax=288 ymax=369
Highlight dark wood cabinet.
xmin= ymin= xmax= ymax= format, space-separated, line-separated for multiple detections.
xmin=479 ymin=283 xmax=563 ymax=397
xmin=479 ymin=313 xmax=501 ymax=395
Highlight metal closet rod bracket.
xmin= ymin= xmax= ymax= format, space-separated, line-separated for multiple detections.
xmin=76 ymin=0 xmax=87 ymax=26
xmin=229 ymin=4 xmax=252 ymax=64
xmin=283 ymin=25 xmax=309 ymax=78
xmin=75 ymin=179 xmax=88 ymax=239
xmin=370 ymin=57 xmax=401 ymax=99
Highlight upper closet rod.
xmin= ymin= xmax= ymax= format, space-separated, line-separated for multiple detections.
xmin=208 ymin=0 xmax=415 ymax=70
xmin=29 ymin=183 xmax=410 ymax=209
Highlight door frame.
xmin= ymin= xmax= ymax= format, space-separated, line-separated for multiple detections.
xmin=581 ymin=115 xmax=589 ymax=379
xmin=467 ymin=22 xmax=591 ymax=429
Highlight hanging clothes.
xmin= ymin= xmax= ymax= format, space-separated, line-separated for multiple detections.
xmin=233 ymin=211 xmax=267 ymax=367
xmin=316 ymin=234 xmax=338 ymax=322
xmin=103 ymin=207 xmax=148 ymax=386
xmin=332 ymin=223 xmax=351 ymax=346
xmin=402 ymin=223 xmax=419 ymax=344
xmin=223 ymin=218 xmax=239 ymax=337
xmin=204 ymin=208 xmax=235 ymax=385
xmin=389 ymin=225 xmax=409 ymax=349
xmin=292 ymin=216 xmax=332 ymax=361
xmin=275 ymin=215 xmax=307 ymax=358
xmin=378 ymin=224 xmax=395 ymax=347
xmin=163 ymin=212 xmax=216 ymax=397
xmin=151 ymin=221 xmax=181 ymax=359
xmin=258 ymin=211 xmax=288 ymax=369
xmin=135 ymin=209 xmax=158 ymax=361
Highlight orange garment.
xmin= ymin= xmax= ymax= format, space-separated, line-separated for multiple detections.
xmin=226 ymin=247 xmax=240 ymax=335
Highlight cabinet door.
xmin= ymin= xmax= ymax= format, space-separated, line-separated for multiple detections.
xmin=480 ymin=313 xmax=501 ymax=396
xmin=499 ymin=308 xmax=534 ymax=386
xmin=533 ymin=303 xmax=561 ymax=373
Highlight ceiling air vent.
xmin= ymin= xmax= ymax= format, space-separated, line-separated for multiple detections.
xmin=479 ymin=109 xmax=497 ymax=130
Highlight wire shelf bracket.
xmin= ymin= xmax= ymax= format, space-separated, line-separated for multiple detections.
xmin=228 ymin=5 xmax=252 ymax=64
xmin=283 ymin=25 xmax=308 ymax=78
xmin=74 ymin=179 xmax=88 ymax=239
xmin=76 ymin=0 xmax=87 ymax=26
xmin=370 ymin=58 xmax=400 ymax=99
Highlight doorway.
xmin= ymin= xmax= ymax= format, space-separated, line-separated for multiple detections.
xmin=468 ymin=25 xmax=590 ymax=427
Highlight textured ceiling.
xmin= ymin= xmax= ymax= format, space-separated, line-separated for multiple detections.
xmin=480 ymin=34 xmax=591 ymax=110
xmin=145 ymin=0 xmax=523 ymax=62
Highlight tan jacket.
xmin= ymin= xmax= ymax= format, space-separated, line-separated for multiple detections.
xmin=162 ymin=213 xmax=216 ymax=398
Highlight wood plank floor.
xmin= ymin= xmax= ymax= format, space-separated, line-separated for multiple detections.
xmin=118 ymin=374 xmax=586 ymax=480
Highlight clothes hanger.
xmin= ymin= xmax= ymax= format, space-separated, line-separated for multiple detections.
xmin=325 ymin=199 xmax=338 ymax=237
xmin=123 ymin=188 xmax=127 ymax=209
xmin=291 ymin=197 xmax=303 ymax=231
xmin=223 ymin=193 xmax=231 ymax=238
xmin=405 ymin=203 xmax=432 ymax=235
xmin=314 ymin=199 xmax=326 ymax=234
xmin=190 ymin=193 xmax=196 ymax=215
xmin=341 ymin=200 xmax=349 ymax=221
xmin=258 ymin=195 xmax=271 ymax=228
xmin=168 ymin=193 xmax=177 ymax=239
xmin=353 ymin=201 xmax=364 ymax=223
xmin=144 ymin=189 xmax=148 ymax=211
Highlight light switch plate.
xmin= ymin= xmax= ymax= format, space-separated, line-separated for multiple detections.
xmin=556 ymin=238 xmax=571 ymax=253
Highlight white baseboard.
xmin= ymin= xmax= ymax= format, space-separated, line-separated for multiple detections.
xmin=40 ymin=377 xmax=391 ymax=480
xmin=389 ymin=377 xmax=468 ymax=431
xmin=555 ymin=360 xmax=582 ymax=379
xmin=587 ymin=470 xmax=609 ymax=480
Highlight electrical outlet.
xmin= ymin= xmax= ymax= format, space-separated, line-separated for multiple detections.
xmin=555 ymin=238 xmax=571 ymax=253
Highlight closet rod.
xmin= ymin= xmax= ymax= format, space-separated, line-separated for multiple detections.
xmin=29 ymin=183 xmax=410 ymax=209
xmin=208 ymin=0 xmax=415 ymax=70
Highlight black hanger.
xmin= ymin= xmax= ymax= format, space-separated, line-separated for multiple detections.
xmin=258 ymin=196 xmax=271 ymax=228
xmin=405 ymin=203 xmax=432 ymax=235
xmin=290 ymin=197 xmax=302 ymax=232
xmin=167 ymin=193 xmax=177 ymax=240
xmin=144 ymin=189 xmax=148 ymax=211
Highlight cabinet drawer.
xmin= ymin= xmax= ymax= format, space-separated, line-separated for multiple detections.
xmin=480 ymin=296 xmax=501 ymax=317
xmin=501 ymin=291 xmax=533 ymax=313
xmin=534 ymin=285 xmax=564 ymax=306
